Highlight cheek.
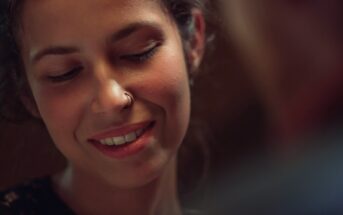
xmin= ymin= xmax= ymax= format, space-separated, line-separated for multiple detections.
xmin=133 ymin=53 xmax=191 ymax=139
xmin=137 ymin=44 xmax=190 ymax=108
xmin=139 ymin=71 xmax=190 ymax=115
xmin=30 ymin=82 xmax=87 ymax=143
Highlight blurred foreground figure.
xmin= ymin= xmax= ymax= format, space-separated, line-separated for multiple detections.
xmin=201 ymin=130 xmax=343 ymax=215
xmin=221 ymin=0 xmax=343 ymax=143
xmin=194 ymin=0 xmax=343 ymax=214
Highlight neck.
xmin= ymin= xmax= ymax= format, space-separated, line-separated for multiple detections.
xmin=52 ymin=158 xmax=181 ymax=215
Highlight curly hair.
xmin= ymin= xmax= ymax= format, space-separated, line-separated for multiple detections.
xmin=0 ymin=0 xmax=207 ymax=122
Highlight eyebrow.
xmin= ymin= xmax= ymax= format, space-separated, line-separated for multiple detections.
xmin=108 ymin=22 xmax=163 ymax=43
xmin=31 ymin=21 xmax=164 ymax=64
xmin=31 ymin=47 xmax=79 ymax=64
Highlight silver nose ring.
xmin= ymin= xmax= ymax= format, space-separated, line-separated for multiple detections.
xmin=123 ymin=92 xmax=134 ymax=108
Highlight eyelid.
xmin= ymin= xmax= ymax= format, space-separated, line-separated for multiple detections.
xmin=47 ymin=66 xmax=83 ymax=83
xmin=120 ymin=41 xmax=162 ymax=61
xmin=123 ymin=40 xmax=160 ymax=54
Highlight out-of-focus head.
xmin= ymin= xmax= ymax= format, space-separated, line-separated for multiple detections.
xmin=221 ymin=0 xmax=343 ymax=139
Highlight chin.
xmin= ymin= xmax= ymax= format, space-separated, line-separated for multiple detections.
xmin=102 ymin=154 xmax=175 ymax=190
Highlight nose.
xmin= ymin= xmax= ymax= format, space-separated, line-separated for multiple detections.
xmin=91 ymin=79 xmax=129 ymax=114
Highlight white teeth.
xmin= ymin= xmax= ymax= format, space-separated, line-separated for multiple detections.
xmin=98 ymin=127 xmax=146 ymax=146
xmin=113 ymin=136 xmax=126 ymax=146
xmin=105 ymin=138 xmax=114 ymax=146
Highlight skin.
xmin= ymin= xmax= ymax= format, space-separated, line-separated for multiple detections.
xmin=222 ymin=0 xmax=343 ymax=140
xmin=18 ymin=0 xmax=205 ymax=214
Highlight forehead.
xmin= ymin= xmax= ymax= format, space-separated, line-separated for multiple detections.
xmin=19 ymin=0 xmax=174 ymax=60
xmin=20 ymin=0 xmax=165 ymax=28
xmin=20 ymin=0 xmax=163 ymax=14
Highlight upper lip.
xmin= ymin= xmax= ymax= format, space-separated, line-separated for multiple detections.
xmin=88 ymin=121 xmax=153 ymax=141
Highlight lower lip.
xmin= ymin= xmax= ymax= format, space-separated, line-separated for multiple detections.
xmin=90 ymin=122 xmax=155 ymax=159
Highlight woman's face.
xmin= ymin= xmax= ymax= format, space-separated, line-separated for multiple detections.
xmin=19 ymin=0 xmax=197 ymax=187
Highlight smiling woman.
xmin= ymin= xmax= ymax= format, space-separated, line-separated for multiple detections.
xmin=0 ymin=0 xmax=207 ymax=214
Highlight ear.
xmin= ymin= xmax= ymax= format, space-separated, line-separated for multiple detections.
xmin=187 ymin=9 xmax=206 ymax=75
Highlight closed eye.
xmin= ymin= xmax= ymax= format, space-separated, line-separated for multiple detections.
xmin=47 ymin=66 xmax=83 ymax=83
xmin=120 ymin=42 xmax=161 ymax=63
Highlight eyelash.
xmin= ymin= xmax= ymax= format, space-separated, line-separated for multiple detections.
xmin=47 ymin=66 xmax=83 ymax=83
xmin=120 ymin=43 xmax=160 ymax=63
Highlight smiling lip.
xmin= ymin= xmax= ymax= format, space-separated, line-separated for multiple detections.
xmin=89 ymin=121 xmax=153 ymax=141
xmin=88 ymin=121 xmax=155 ymax=159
